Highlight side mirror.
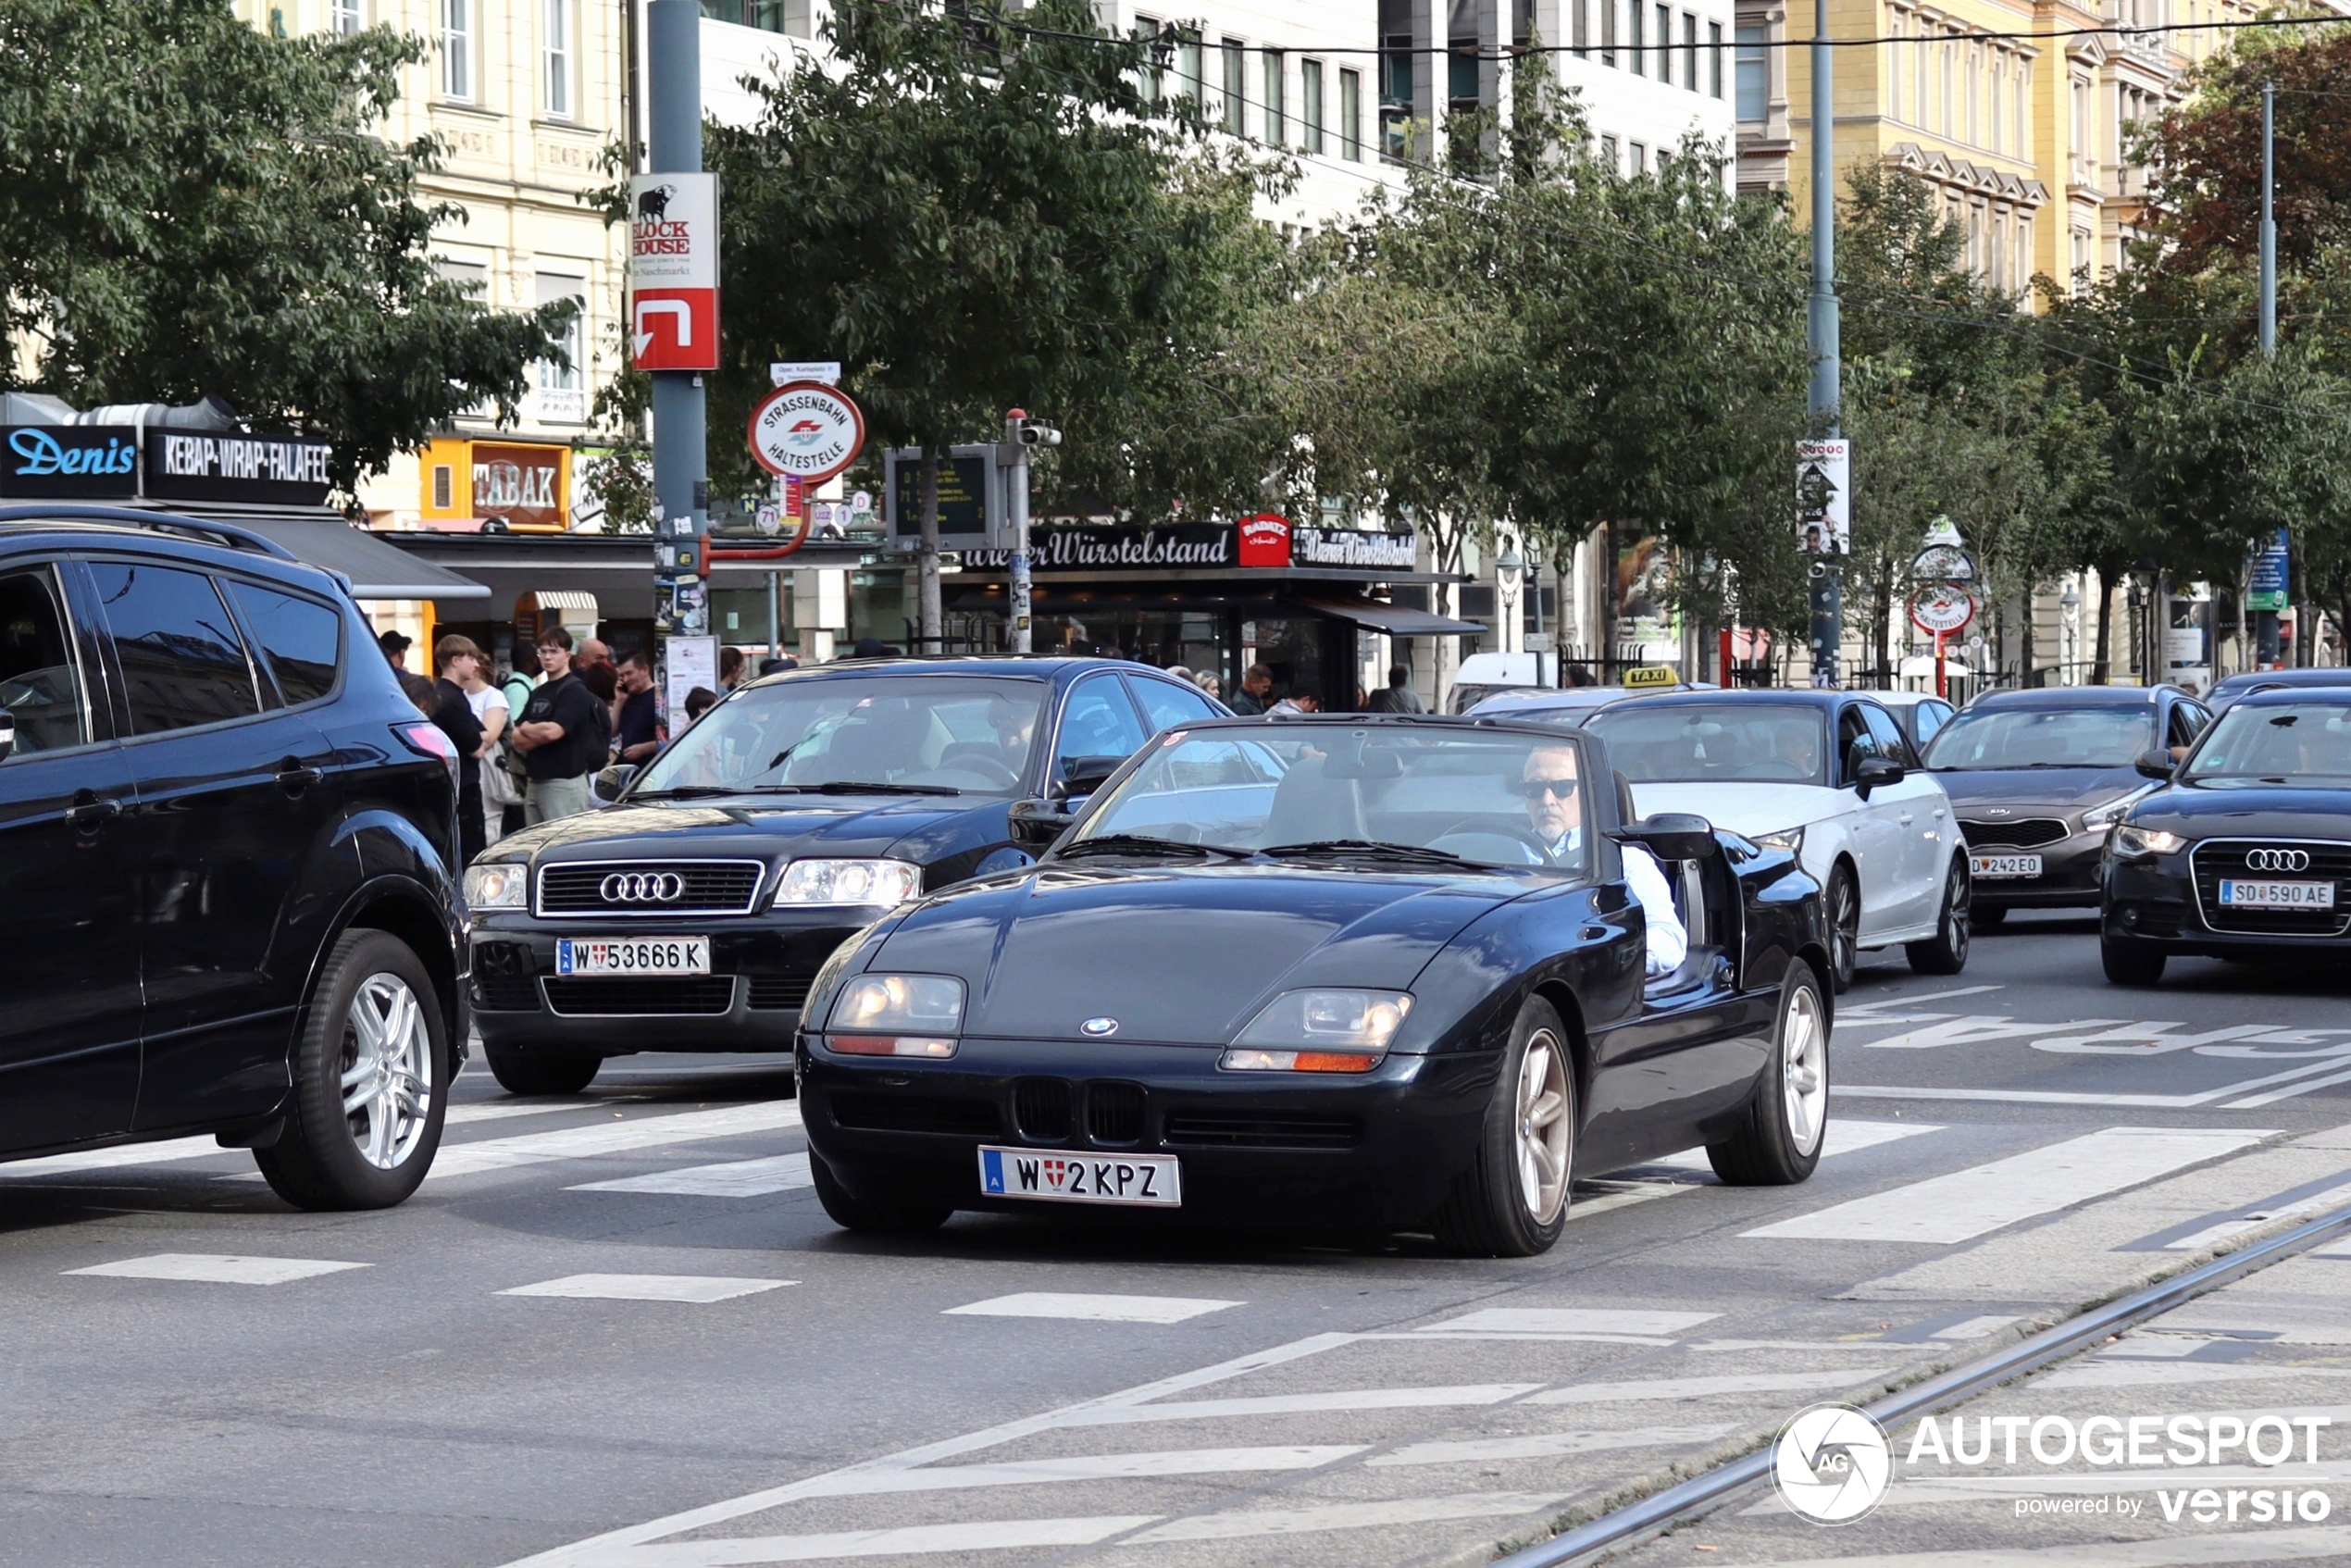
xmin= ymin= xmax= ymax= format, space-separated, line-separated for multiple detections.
xmin=2134 ymin=748 xmax=2179 ymax=782
xmin=1853 ymin=755 xmax=1904 ymax=798
xmin=0 ymin=706 xmax=14 ymax=764
xmin=1008 ymin=796 xmax=1075 ymax=850
xmin=1617 ymin=812 xmax=1719 ymax=863
xmin=592 ymin=763 xmax=637 ymax=803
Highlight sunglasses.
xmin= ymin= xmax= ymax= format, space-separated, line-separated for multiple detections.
xmin=1512 ymin=777 xmax=1580 ymax=801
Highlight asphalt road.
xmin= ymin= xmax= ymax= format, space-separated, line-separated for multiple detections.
xmin=5 ymin=912 xmax=2351 ymax=1568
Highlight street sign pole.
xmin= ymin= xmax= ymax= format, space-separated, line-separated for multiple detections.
xmin=1935 ymin=629 xmax=1947 ymax=700
xmin=1806 ymin=0 xmax=1843 ymax=690
xmin=644 ymin=0 xmax=708 ymax=714
xmin=1004 ymin=409 xmax=1032 ymax=655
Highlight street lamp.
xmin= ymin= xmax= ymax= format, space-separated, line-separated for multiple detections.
xmin=2059 ymin=582 xmax=2081 ymax=688
xmin=1493 ymin=546 xmax=1525 ymax=658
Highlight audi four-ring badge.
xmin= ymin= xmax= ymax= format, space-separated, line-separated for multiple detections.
xmin=457 ymin=657 xmax=1233 ymax=1096
xmin=2099 ymin=688 xmax=2351 ymax=988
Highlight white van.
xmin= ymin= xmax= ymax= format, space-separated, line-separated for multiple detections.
xmin=1448 ymin=651 xmax=1560 ymax=713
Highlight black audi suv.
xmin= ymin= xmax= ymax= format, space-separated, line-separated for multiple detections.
xmin=463 ymin=656 xmax=1226 ymax=1093
xmin=0 ymin=504 xmax=464 ymax=1207
xmin=2100 ymin=688 xmax=2351 ymax=985
xmin=1922 ymin=685 xmax=2211 ymax=925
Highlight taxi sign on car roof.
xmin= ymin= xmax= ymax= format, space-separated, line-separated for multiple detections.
xmin=1623 ymin=666 xmax=1679 ymax=690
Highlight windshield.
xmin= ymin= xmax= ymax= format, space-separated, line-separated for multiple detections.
xmin=2183 ymin=703 xmax=2351 ymax=785
xmin=1922 ymin=705 xmax=2152 ymax=770
xmin=1586 ymin=703 xmax=1829 ymax=786
xmin=631 ymin=676 xmax=1047 ymax=797
xmin=1071 ymin=727 xmax=1593 ymax=872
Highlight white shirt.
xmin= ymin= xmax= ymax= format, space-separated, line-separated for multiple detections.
xmin=466 ymin=685 xmax=509 ymax=727
xmin=1549 ymin=830 xmax=1689 ymax=977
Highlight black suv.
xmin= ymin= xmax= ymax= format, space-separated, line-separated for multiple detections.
xmin=0 ymin=505 xmax=464 ymax=1207
xmin=465 ymin=656 xmax=1225 ymax=1093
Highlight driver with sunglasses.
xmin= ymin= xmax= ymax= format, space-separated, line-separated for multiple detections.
xmin=1520 ymin=744 xmax=1687 ymax=977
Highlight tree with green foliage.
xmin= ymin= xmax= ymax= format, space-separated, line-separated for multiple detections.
xmin=705 ymin=0 xmax=1261 ymax=648
xmin=0 ymin=0 xmax=571 ymax=492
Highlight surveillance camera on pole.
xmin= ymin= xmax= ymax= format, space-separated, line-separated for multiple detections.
xmin=999 ymin=412 xmax=1061 ymax=654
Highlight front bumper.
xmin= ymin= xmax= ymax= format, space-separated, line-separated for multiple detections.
xmin=799 ymin=1036 xmax=1500 ymax=1231
xmin=467 ymin=914 xmax=869 ymax=1055
xmin=2103 ymin=851 xmax=2351 ymax=957
xmin=1967 ymin=831 xmax=2107 ymax=908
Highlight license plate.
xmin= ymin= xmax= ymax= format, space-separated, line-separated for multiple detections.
xmin=1972 ymin=852 xmax=2043 ymax=879
xmin=2219 ymin=879 xmax=2336 ymax=909
xmin=554 ymin=937 xmax=712 ymax=976
xmin=977 ymin=1146 xmax=1182 ymax=1207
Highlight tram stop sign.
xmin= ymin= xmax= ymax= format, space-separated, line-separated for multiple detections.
xmin=1909 ymin=582 xmax=1977 ymax=637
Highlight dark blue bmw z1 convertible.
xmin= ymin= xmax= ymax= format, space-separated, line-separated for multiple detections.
xmin=798 ymin=713 xmax=1835 ymax=1256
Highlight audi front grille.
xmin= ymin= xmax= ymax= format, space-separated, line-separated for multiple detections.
xmin=2189 ymin=839 xmax=2351 ymax=937
xmin=535 ymin=860 xmax=767 ymax=918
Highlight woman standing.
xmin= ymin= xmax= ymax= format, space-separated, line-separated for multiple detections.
xmin=462 ymin=646 xmax=515 ymax=847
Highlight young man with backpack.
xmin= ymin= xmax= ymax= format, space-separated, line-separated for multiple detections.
xmin=511 ymin=627 xmax=609 ymax=825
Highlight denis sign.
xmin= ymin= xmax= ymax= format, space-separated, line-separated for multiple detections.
xmin=0 ymin=427 xmax=141 ymax=498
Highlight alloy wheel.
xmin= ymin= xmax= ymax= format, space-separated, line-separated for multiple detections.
xmin=341 ymin=973 xmax=433 ymax=1171
xmin=1832 ymin=874 xmax=1859 ymax=985
xmin=1514 ymin=1029 xmax=1573 ymax=1224
xmin=1780 ymin=982 xmax=1829 ymax=1156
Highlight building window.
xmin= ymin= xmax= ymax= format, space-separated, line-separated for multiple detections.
xmin=1734 ymin=23 xmax=1764 ymax=120
xmin=1135 ymin=15 xmax=1161 ymax=104
xmin=1339 ymin=67 xmax=1362 ymax=159
xmin=1264 ymin=49 xmax=1286 ymax=144
xmin=544 ymin=0 xmax=572 ymax=118
xmin=432 ymin=465 xmax=454 ymax=510
xmin=442 ymin=0 xmax=472 ymax=100
xmin=1573 ymin=0 xmax=1589 ymax=55
xmin=333 ymin=0 xmax=364 ymax=34
xmin=1601 ymin=0 xmax=1616 ymax=67
xmin=1223 ymin=40 xmax=1246 ymax=134
xmin=1176 ymin=31 xmax=1202 ymax=104
xmin=1626 ymin=0 xmax=1642 ymax=76
xmin=1709 ymin=21 xmax=1723 ymax=97
xmin=1630 ymin=140 xmax=1648 ymax=173
xmin=1600 ymin=132 xmax=1619 ymax=168
xmin=1302 ymin=59 xmax=1325 ymax=154
xmin=1656 ymin=6 xmax=1672 ymax=82
xmin=1380 ymin=33 xmax=1412 ymax=160
xmin=2017 ymin=58 xmax=2032 ymax=159
xmin=1682 ymin=12 xmax=1698 ymax=90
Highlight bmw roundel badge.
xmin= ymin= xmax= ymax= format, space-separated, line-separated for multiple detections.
xmin=1080 ymin=1016 xmax=1119 ymax=1038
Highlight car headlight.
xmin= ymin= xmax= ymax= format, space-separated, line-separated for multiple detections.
xmin=2111 ymin=824 xmax=2186 ymax=858
xmin=1754 ymin=826 xmax=1805 ymax=856
xmin=2082 ymin=788 xmax=2153 ymax=830
xmin=775 ymin=858 xmax=923 ymax=907
xmin=465 ymin=863 xmax=529 ymax=909
xmin=1221 ymin=989 xmax=1412 ymax=1074
xmin=825 ymin=973 xmax=964 ymax=1057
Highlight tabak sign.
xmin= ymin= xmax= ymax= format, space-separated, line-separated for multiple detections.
xmin=470 ymin=442 xmax=566 ymax=529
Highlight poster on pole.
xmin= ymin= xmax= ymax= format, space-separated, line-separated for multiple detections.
xmin=2245 ymin=528 xmax=2290 ymax=612
xmin=628 ymin=173 xmax=719 ymax=372
xmin=663 ymin=635 xmax=718 ymax=723
xmin=1796 ymin=439 xmax=1850 ymax=555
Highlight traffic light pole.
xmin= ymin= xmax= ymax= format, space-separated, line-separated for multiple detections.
xmin=1806 ymin=0 xmax=1843 ymax=689
xmin=1005 ymin=409 xmax=1032 ymax=655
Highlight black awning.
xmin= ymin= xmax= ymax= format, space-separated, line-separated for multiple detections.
xmin=228 ymin=515 xmax=490 ymax=600
xmin=1294 ymin=596 xmax=1486 ymax=636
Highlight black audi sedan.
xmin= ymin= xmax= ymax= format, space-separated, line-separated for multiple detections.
xmin=464 ymin=657 xmax=1225 ymax=1093
xmin=797 ymin=715 xmax=1834 ymax=1256
xmin=1922 ymin=685 xmax=2210 ymax=925
xmin=2101 ymin=689 xmax=2351 ymax=985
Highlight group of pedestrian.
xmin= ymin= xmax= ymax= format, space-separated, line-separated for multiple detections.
xmin=1161 ymin=660 xmax=1424 ymax=717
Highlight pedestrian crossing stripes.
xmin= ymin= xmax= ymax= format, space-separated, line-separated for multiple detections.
xmin=945 ymin=1292 xmax=1241 ymax=1324
xmin=65 ymin=1253 xmax=368 ymax=1286
xmin=500 ymin=1274 xmax=796 ymax=1304
xmin=570 ymin=1151 xmax=813 ymax=1197
xmin=1742 ymin=1126 xmax=2273 ymax=1243
xmin=429 ymin=1101 xmax=803 ymax=1180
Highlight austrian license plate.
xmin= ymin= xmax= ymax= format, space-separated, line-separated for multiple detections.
xmin=2219 ymin=879 xmax=2336 ymax=909
xmin=554 ymin=937 xmax=712 ymax=976
xmin=977 ymin=1146 xmax=1182 ymax=1208
xmin=1971 ymin=852 xmax=2043 ymax=879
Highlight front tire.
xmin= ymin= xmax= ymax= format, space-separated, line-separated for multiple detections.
xmin=1825 ymin=866 xmax=1860 ymax=993
xmin=484 ymin=1043 xmax=602 ymax=1096
xmin=810 ymin=1155 xmax=954 ymax=1235
xmin=1973 ymin=904 xmax=2009 ymax=929
xmin=2101 ymin=932 xmax=2167 ymax=987
xmin=1708 ymin=967 xmax=1829 ymax=1187
xmin=254 ymin=930 xmax=449 ymax=1211
xmin=1906 ymin=858 xmax=1972 ymax=975
xmin=1432 ymin=996 xmax=1575 ymax=1258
